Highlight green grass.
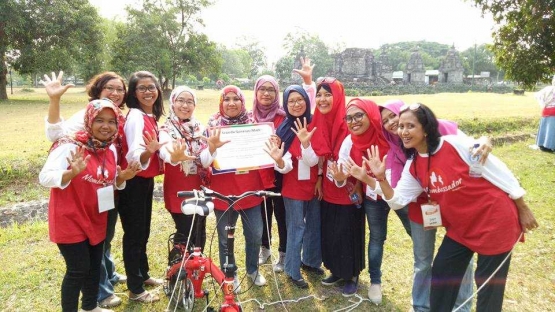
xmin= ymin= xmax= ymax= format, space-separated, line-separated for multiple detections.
xmin=0 ymin=88 xmax=554 ymax=311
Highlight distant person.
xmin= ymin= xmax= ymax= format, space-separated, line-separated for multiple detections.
xmin=41 ymin=71 xmax=129 ymax=308
xmin=534 ymin=75 xmax=555 ymax=152
xmin=39 ymin=99 xmax=138 ymax=312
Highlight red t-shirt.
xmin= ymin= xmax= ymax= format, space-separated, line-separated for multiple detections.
xmin=258 ymin=115 xmax=285 ymax=189
xmin=209 ymin=170 xmax=264 ymax=210
xmin=163 ymin=163 xmax=203 ymax=214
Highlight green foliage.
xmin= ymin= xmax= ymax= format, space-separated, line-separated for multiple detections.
xmin=460 ymin=44 xmax=502 ymax=78
xmin=470 ymin=0 xmax=555 ymax=87
xmin=218 ymin=46 xmax=250 ymax=78
xmin=236 ymin=37 xmax=267 ymax=79
xmin=377 ymin=41 xmax=451 ymax=71
xmin=343 ymin=83 xmax=513 ymax=97
xmin=278 ymin=30 xmax=334 ymax=80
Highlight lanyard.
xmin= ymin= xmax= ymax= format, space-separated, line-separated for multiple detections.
xmin=91 ymin=141 xmax=108 ymax=186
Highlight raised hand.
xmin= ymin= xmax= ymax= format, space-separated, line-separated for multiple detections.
xmin=344 ymin=157 xmax=369 ymax=182
xmin=40 ymin=71 xmax=74 ymax=100
xmin=205 ymin=127 xmax=230 ymax=154
xmin=141 ymin=131 xmax=166 ymax=154
xmin=67 ymin=146 xmax=90 ymax=177
xmin=292 ymin=57 xmax=315 ymax=85
xmin=117 ymin=160 xmax=142 ymax=182
xmin=365 ymin=145 xmax=387 ymax=180
xmin=291 ymin=117 xmax=316 ymax=148
xmin=263 ymin=138 xmax=285 ymax=164
xmin=470 ymin=136 xmax=493 ymax=165
xmin=166 ymin=138 xmax=196 ymax=163
xmin=329 ymin=161 xmax=349 ymax=182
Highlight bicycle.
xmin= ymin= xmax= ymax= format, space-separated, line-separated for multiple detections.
xmin=163 ymin=185 xmax=280 ymax=312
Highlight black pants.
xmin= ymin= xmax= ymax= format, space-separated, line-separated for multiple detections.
xmin=171 ymin=212 xmax=207 ymax=251
xmin=57 ymin=239 xmax=104 ymax=312
xmin=118 ymin=176 xmax=154 ymax=294
xmin=430 ymin=236 xmax=512 ymax=312
xmin=261 ymin=189 xmax=287 ymax=252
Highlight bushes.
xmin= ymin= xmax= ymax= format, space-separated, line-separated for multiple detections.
xmin=342 ymin=83 xmax=514 ymax=97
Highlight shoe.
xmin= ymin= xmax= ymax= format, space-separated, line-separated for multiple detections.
xmin=233 ymin=276 xmax=241 ymax=293
xmin=247 ymin=270 xmax=267 ymax=286
xmin=368 ymin=283 xmax=382 ymax=304
xmin=258 ymin=246 xmax=271 ymax=265
xmin=273 ymin=251 xmax=285 ymax=272
xmin=129 ymin=290 xmax=160 ymax=303
xmin=321 ymin=275 xmax=342 ymax=286
xmin=289 ymin=276 xmax=308 ymax=289
xmin=301 ymin=263 xmax=325 ymax=275
xmin=98 ymin=294 xmax=122 ymax=308
xmin=115 ymin=273 xmax=127 ymax=284
xmin=144 ymin=277 xmax=163 ymax=286
xmin=79 ymin=307 xmax=113 ymax=312
xmin=342 ymin=280 xmax=358 ymax=297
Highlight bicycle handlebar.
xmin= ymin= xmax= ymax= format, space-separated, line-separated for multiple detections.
xmin=177 ymin=186 xmax=281 ymax=201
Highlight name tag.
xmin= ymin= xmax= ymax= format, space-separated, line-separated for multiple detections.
xmin=326 ymin=160 xmax=334 ymax=182
xmin=365 ymin=185 xmax=377 ymax=201
xmin=421 ymin=202 xmax=442 ymax=230
xmin=97 ymin=185 xmax=115 ymax=213
xmin=298 ymin=158 xmax=310 ymax=180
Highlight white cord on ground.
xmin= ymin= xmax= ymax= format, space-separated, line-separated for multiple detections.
xmin=239 ymin=294 xmax=326 ymax=310
xmin=452 ymin=232 xmax=523 ymax=312
xmin=332 ymin=294 xmax=370 ymax=312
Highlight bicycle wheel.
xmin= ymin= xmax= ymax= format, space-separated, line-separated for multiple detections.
xmin=169 ymin=275 xmax=195 ymax=311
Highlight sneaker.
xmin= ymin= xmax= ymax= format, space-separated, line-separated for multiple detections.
xmin=115 ymin=273 xmax=127 ymax=284
xmin=273 ymin=251 xmax=285 ymax=272
xmin=98 ymin=294 xmax=122 ymax=308
xmin=301 ymin=263 xmax=325 ymax=275
xmin=79 ymin=307 xmax=113 ymax=312
xmin=144 ymin=277 xmax=163 ymax=286
xmin=289 ymin=276 xmax=308 ymax=289
xmin=342 ymin=280 xmax=358 ymax=297
xmin=233 ymin=276 xmax=241 ymax=293
xmin=258 ymin=246 xmax=271 ymax=265
xmin=368 ymin=283 xmax=382 ymax=304
xmin=321 ymin=275 xmax=342 ymax=286
xmin=128 ymin=290 xmax=160 ymax=303
xmin=247 ymin=270 xmax=267 ymax=286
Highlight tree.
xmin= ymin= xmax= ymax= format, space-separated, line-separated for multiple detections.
xmin=236 ymin=37 xmax=267 ymax=79
xmin=111 ymin=0 xmax=218 ymax=89
xmin=470 ymin=0 xmax=555 ymax=87
xmin=0 ymin=0 xmax=103 ymax=100
xmin=218 ymin=46 xmax=250 ymax=78
xmin=460 ymin=44 xmax=503 ymax=79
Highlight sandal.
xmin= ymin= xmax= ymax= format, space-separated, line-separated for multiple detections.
xmin=144 ymin=277 xmax=163 ymax=286
xmin=129 ymin=291 xmax=160 ymax=303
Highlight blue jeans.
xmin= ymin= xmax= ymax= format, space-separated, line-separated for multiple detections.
xmin=98 ymin=207 xmax=119 ymax=301
xmin=364 ymin=198 xmax=410 ymax=284
xmin=214 ymin=205 xmax=262 ymax=275
xmin=283 ymin=197 xmax=322 ymax=280
xmin=411 ymin=221 xmax=473 ymax=312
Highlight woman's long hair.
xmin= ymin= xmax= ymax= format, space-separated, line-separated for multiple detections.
xmin=126 ymin=71 xmax=164 ymax=121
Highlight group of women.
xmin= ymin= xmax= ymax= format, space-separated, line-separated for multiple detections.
xmin=39 ymin=58 xmax=537 ymax=312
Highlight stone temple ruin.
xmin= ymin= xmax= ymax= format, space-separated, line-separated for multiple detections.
xmin=328 ymin=45 xmax=464 ymax=85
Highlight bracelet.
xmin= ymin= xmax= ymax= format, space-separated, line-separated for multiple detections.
xmin=375 ymin=176 xmax=386 ymax=182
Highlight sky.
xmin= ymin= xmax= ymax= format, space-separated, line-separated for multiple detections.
xmin=90 ymin=0 xmax=495 ymax=66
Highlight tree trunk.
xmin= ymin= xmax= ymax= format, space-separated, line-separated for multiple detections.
xmin=0 ymin=48 xmax=8 ymax=100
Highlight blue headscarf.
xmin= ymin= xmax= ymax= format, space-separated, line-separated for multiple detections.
xmin=276 ymin=85 xmax=312 ymax=153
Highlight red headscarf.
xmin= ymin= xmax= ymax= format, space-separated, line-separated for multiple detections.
xmin=309 ymin=79 xmax=349 ymax=160
xmin=346 ymin=98 xmax=389 ymax=166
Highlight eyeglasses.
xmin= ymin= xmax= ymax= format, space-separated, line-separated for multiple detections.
xmin=103 ymin=86 xmax=125 ymax=94
xmin=258 ymin=87 xmax=276 ymax=94
xmin=174 ymin=98 xmax=195 ymax=106
xmin=399 ymin=103 xmax=421 ymax=112
xmin=316 ymin=77 xmax=337 ymax=85
xmin=344 ymin=112 xmax=366 ymax=123
xmin=136 ymin=85 xmax=157 ymax=93
xmin=287 ymin=98 xmax=305 ymax=107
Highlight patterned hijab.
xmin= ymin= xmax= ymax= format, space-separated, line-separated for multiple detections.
xmin=161 ymin=86 xmax=209 ymax=182
xmin=346 ymin=98 xmax=389 ymax=166
xmin=309 ymin=79 xmax=349 ymax=160
xmin=276 ymin=85 xmax=312 ymax=155
xmin=252 ymin=75 xmax=285 ymax=122
xmin=207 ymin=85 xmax=253 ymax=127
xmin=50 ymin=99 xmax=123 ymax=153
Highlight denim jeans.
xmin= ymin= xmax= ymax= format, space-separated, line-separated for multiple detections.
xmin=411 ymin=221 xmax=473 ymax=312
xmin=431 ymin=236 xmax=510 ymax=312
xmin=98 ymin=207 xmax=119 ymax=301
xmin=57 ymin=239 xmax=104 ymax=312
xmin=283 ymin=197 xmax=322 ymax=280
xmin=214 ymin=205 xmax=262 ymax=275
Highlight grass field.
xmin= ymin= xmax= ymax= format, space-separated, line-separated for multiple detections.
xmin=0 ymin=88 xmax=553 ymax=311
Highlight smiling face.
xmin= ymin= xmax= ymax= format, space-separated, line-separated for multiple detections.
xmin=99 ymin=78 xmax=125 ymax=107
xmin=91 ymin=108 xmax=118 ymax=142
xmin=286 ymin=91 xmax=307 ymax=118
xmin=345 ymin=106 xmax=369 ymax=136
xmin=315 ymin=87 xmax=333 ymax=114
xmin=135 ymin=78 xmax=158 ymax=114
xmin=398 ymin=111 xmax=427 ymax=153
xmin=381 ymin=108 xmax=399 ymax=136
xmin=222 ymin=92 xmax=243 ymax=118
xmin=173 ymin=91 xmax=195 ymax=120
xmin=256 ymin=81 xmax=277 ymax=106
